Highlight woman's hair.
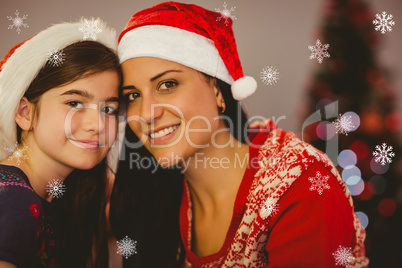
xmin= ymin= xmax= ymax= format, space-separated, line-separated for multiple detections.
xmin=18 ymin=40 xmax=121 ymax=267
xmin=110 ymin=76 xmax=248 ymax=267
xmin=202 ymin=74 xmax=249 ymax=143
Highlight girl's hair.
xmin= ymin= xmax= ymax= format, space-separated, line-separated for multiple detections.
xmin=110 ymin=76 xmax=248 ymax=267
xmin=17 ymin=41 xmax=122 ymax=144
xmin=19 ymin=40 xmax=121 ymax=267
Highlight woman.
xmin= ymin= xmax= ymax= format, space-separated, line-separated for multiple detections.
xmin=111 ymin=2 xmax=368 ymax=267
xmin=0 ymin=19 xmax=121 ymax=267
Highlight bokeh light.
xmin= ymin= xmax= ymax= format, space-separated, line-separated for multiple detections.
xmin=344 ymin=111 xmax=360 ymax=131
xmin=316 ymin=121 xmax=336 ymax=140
xmin=370 ymin=157 xmax=390 ymax=174
xmin=356 ymin=211 xmax=369 ymax=229
xmin=378 ymin=198 xmax=396 ymax=217
xmin=342 ymin=165 xmax=361 ymax=181
xmin=385 ymin=111 xmax=402 ymax=133
xmin=345 ymin=175 xmax=364 ymax=196
xmin=350 ymin=140 xmax=370 ymax=160
xmin=338 ymin=150 xmax=357 ymax=168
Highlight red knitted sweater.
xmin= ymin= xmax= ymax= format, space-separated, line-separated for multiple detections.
xmin=179 ymin=119 xmax=368 ymax=267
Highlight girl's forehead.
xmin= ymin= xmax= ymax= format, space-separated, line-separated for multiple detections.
xmin=44 ymin=71 xmax=120 ymax=99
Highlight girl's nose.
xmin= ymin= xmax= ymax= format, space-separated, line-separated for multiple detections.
xmin=82 ymin=103 xmax=105 ymax=134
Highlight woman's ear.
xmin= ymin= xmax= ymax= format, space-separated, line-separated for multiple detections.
xmin=214 ymin=86 xmax=225 ymax=109
xmin=15 ymin=97 xmax=34 ymax=131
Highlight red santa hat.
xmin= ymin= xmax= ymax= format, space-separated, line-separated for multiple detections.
xmin=118 ymin=1 xmax=257 ymax=101
xmin=0 ymin=18 xmax=117 ymax=161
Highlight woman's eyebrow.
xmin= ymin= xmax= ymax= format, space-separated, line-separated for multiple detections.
xmin=121 ymin=85 xmax=135 ymax=90
xmin=150 ymin=70 xmax=182 ymax=82
xmin=121 ymin=70 xmax=183 ymax=90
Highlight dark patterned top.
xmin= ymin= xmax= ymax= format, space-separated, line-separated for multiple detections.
xmin=0 ymin=164 xmax=56 ymax=267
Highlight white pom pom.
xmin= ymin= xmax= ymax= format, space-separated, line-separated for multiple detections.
xmin=231 ymin=76 xmax=257 ymax=100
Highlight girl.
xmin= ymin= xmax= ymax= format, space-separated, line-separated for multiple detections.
xmin=0 ymin=19 xmax=121 ymax=267
xmin=111 ymin=2 xmax=368 ymax=267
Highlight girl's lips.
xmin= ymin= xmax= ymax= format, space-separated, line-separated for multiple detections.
xmin=69 ymin=139 xmax=101 ymax=150
xmin=149 ymin=124 xmax=180 ymax=145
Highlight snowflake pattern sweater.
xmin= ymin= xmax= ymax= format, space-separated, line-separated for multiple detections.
xmin=179 ymin=119 xmax=368 ymax=267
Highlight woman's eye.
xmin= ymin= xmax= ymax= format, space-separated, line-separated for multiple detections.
xmin=125 ymin=92 xmax=140 ymax=102
xmin=67 ymin=101 xmax=84 ymax=109
xmin=159 ymin=81 xmax=177 ymax=91
xmin=101 ymin=106 xmax=117 ymax=115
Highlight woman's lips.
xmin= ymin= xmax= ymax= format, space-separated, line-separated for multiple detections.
xmin=148 ymin=124 xmax=180 ymax=145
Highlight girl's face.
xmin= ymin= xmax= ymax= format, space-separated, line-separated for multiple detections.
xmin=121 ymin=57 xmax=223 ymax=166
xmin=31 ymin=70 xmax=119 ymax=170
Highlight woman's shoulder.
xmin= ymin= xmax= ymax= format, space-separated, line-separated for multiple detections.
xmin=253 ymin=120 xmax=335 ymax=174
xmin=251 ymin=119 xmax=347 ymax=203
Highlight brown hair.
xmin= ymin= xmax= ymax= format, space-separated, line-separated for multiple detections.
xmin=17 ymin=40 xmax=122 ymax=142
xmin=17 ymin=40 xmax=121 ymax=267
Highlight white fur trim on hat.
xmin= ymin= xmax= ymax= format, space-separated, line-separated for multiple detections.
xmin=118 ymin=25 xmax=234 ymax=85
xmin=0 ymin=18 xmax=117 ymax=161
xmin=231 ymin=76 xmax=257 ymax=100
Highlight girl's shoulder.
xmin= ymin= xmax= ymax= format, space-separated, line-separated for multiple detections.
xmin=0 ymin=164 xmax=44 ymax=266
xmin=0 ymin=163 xmax=43 ymax=226
xmin=0 ymin=164 xmax=36 ymax=192
xmin=0 ymin=164 xmax=43 ymax=216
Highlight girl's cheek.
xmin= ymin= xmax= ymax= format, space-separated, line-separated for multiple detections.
xmin=63 ymin=112 xmax=82 ymax=138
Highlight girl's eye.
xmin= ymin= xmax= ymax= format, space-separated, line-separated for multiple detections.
xmin=101 ymin=106 xmax=117 ymax=115
xmin=125 ymin=92 xmax=140 ymax=102
xmin=67 ymin=101 xmax=84 ymax=109
xmin=159 ymin=81 xmax=177 ymax=91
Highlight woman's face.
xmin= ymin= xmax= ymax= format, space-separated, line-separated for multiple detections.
xmin=31 ymin=70 xmax=120 ymax=171
xmin=121 ymin=57 xmax=223 ymax=166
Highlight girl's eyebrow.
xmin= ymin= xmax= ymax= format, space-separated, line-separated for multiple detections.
xmin=61 ymin=89 xmax=93 ymax=98
xmin=61 ymin=89 xmax=119 ymax=103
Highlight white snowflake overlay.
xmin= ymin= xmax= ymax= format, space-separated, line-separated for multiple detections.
xmin=260 ymin=66 xmax=280 ymax=86
xmin=6 ymin=142 xmax=18 ymax=156
xmin=215 ymin=2 xmax=236 ymax=26
xmin=372 ymin=143 xmax=395 ymax=166
xmin=260 ymin=198 xmax=279 ymax=219
xmin=332 ymin=113 xmax=355 ymax=136
xmin=7 ymin=10 xmax=28 ymax=34
xmin=117 ymin=235 xmax=137 ymax=259
xmin=308 ymin=171 xmax=330 ymax=195
xmin=7 ymin=144 xmax=29 ymax=166
xmin=308 ymin=39 xmax=330 ymax=64
xmin=373 ymin=11 xmax=395 ymax=34
xmin=78 ymin=19 xmax=102 ymax=41
xmin=332 ymin=245 xmax=355 ymax=267
xmin=46 ymin=179 xmax=66 ymax=198
xmin=47 ymin=48 xmax=65 ymax=67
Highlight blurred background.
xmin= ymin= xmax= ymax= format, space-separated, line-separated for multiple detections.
xmin=1 ymin=0 xmax=401 ymax=266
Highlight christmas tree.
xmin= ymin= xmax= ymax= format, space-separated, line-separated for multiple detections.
xmin=302 ymin=0 xmax=402 ymax=266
